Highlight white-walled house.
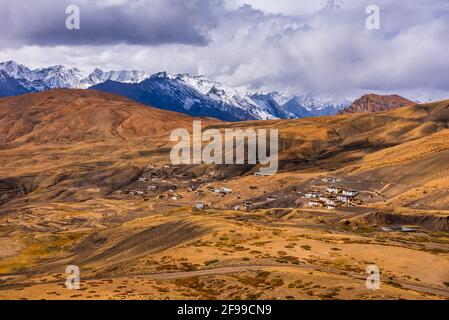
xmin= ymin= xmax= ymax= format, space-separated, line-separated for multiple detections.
xmin=308 ymin=200 xmax=324 ymax=207
xmin=305 ymin=191 xmax=322 ymax=199
xmin=337 ymin=195 xmax=351 ymax=203
xmin=327 ymin=186 xmax=343 ymax=194
xmin=342 ymin=189 xmax=359 ymax=197
xmin=196 ymin=202 xmax=206 ymax=209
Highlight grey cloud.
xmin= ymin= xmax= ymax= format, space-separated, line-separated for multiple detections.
xmin=1 ymin=0 xmax=449 ymax=101
xmin=0 ymin=0 xmax=223 ymax=46
xmin=214 ymin=0 xmax=449 ymax=99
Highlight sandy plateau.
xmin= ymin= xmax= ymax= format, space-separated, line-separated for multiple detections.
xmin=0 ymin=90 xmax=448 ymax=300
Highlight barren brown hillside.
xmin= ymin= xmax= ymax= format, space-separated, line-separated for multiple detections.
xmin=0 ymin=90 xmax=219 ymax=205
xmin=340 ymin=94 xmax=414 ymax=114
xmin=0 ymin=89 xmax=218 ymax=145
xmin=1 ymin=90 xmax=448 ymax=300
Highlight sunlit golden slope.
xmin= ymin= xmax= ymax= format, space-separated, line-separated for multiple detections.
xmin=0 ymin=89 xmax=219 ymax=145
xmin=1 ymin=90 xmax=449 ymax=209
xmin=1 ymin=91 xmax=449 ymax=301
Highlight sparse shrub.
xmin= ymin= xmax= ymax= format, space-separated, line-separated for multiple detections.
xmin=246 ymin=293 xmax=263 ymax=300
xmin=204 ymin=259 xmax=219 ymax=266
xmin=256 ymin=272 xmax=270 ymax=279
xmin=180 ymin=262 xmax=198 ymax=272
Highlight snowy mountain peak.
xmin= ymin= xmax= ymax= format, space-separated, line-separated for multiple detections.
xmin=151 ymin=71 xmax=175 ymax=80
xmin=0 ymin=61 xmax=151 ymax=90
xmin=283 ymin=95 xmax=348 ymax=118
xmin=86 ymin=68 xmax=149 ymax=87
xmin=0 ymin=61 xmax=348 ymax=121
xmin=0 ymin=60 xmax=33 ymax=81
xmin=252 ymin=91 xmax=290 ymax=107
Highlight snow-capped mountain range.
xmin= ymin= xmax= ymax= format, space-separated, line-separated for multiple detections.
xmin=0 ymin=60 xmax=348 ymax=121
xmin=0 ymin=61 xmax=148 ymax=91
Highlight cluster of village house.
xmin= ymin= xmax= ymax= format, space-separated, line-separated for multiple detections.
xmin=116 ymin=164 xmax=362 ymax=212
xmin=233 ymin=194 xmax=279 ymax=211
xmin=305 ymin=186 xmax=360 ymax=209
xmin=116 ymin=164 xmax=237 ymax=207
xmin=117 ymin=164 xmax=179 ymax=200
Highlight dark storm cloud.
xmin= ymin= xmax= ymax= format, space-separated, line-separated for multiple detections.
xmin=1 ymin=0 xmax=449 ymax=101
xmin=0 ymin=0 xmax=223 ymax=46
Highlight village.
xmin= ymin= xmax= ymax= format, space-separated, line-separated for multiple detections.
xmin=103 ymin=166 xmax=426 ymax=235
xmin=109 ymin=164 xmax=367 ymax=215
xmin=304 ymin=185 xmax=361 ymax=210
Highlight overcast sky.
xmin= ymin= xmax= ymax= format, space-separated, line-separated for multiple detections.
xmin=1 ymin=0 xmax=448 ymax=101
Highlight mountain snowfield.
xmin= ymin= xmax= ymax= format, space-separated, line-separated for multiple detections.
xmin=0 ymin=60 xmax=348 ymax=121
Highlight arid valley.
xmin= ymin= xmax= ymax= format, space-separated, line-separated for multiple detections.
xmin=0 ymin=89 xmax=449 ymax=300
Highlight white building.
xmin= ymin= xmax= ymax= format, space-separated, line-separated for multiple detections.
xmin=337 ymin=195 xmax=351 ymax=203
xmin=327 ymin=186 xmax=342 ymax=194
xmin=305 ymin=191 xmax=321 ymax=199
xmin=308 ymin=200 xmax=323 ymax=207
xmin=196 ymin=202 xmax=206 ymax=209
xmin=215 ymin=187 xmax=232 ymax=194
xmin=244 ymin=202 xmax=254 ymax=209
xmin=342 ymin=190 xmax=359 ymax=197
